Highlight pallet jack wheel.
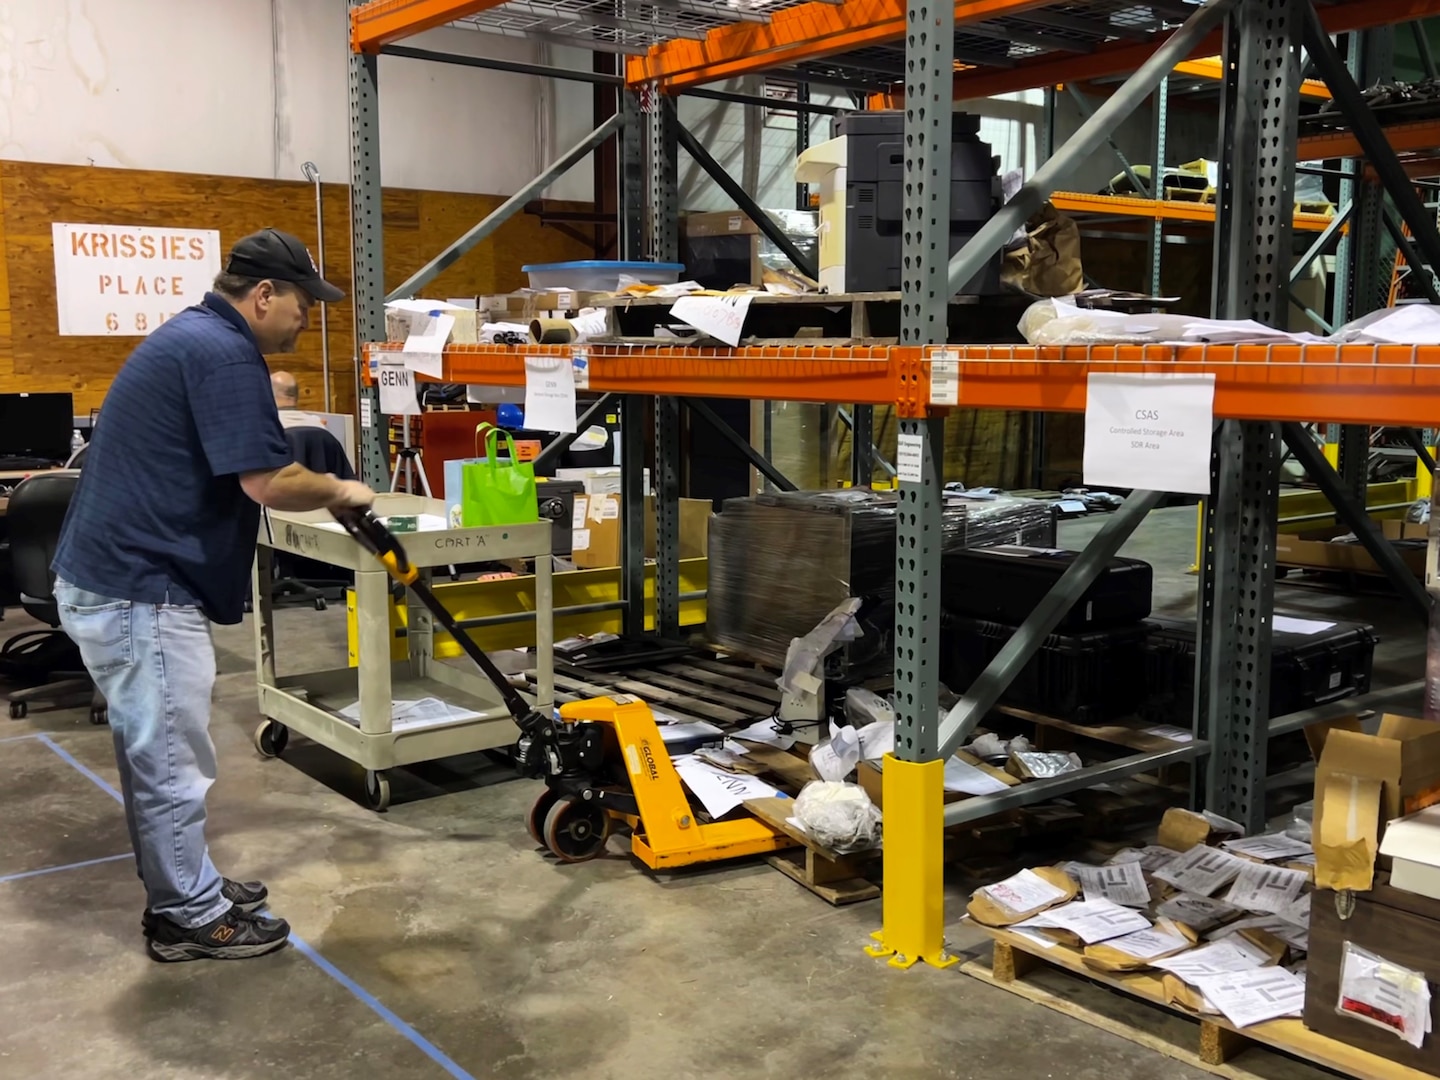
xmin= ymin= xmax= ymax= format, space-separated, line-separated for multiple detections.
xmin=9 ymin=700 xmax=26 ymax=720
xmin=526 ymin=788 xmax=561 ymax=846
xmin=253 ymin=720 xmax=289 ymax=758
xmin=542 ymin=795 xmax=611 ymax=863
xmin=89 ymin=705 xmax=108 ymax=726
xmin=364 ymin=769 xmax=392 ymax=812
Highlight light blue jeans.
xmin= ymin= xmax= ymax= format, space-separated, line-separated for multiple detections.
xmin=54 ymin=579 xmax=229 ymax=928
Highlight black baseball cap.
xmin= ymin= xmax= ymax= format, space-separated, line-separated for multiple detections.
xmin=226 ymin=228 xmax=344 ymax=303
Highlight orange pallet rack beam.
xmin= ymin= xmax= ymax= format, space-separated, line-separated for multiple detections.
xmin=351 ymin=0 xmax=506 ymax=52
xmin=628 ymin=0 xmax=1440 ymax=95
xmin=1047 ymin=192 xmax=1336 ymax=231
xmin=366 ymin=342 xmax=1440 ymax=428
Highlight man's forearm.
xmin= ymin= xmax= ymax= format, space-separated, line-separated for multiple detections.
xmin=247 ymin=462 xmax=348 ymax=511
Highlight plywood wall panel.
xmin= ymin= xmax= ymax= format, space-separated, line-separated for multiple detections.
xmin=0 ymin=161 xmax=593 ymax=414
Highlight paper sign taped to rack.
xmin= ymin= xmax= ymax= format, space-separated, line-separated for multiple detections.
xmin=930 ymin=349 xmax=960 ymax=406
xmin=1083 ymin=373 xmax=1215 ymax=495
xmin=896 ymin=433 xmax=925 ymax=483
xmin=524 ymin=356 xmax=578 ymax=433
xmin=377 ymin=357 xmax=420 ymax=415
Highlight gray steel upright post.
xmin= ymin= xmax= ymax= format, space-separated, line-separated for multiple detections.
xmin=620 ymin=89 xmax=647 ymax=637
xmin=348 ymin=9 xmax=388 ymax=488
xmin=1199 ymin=0 xmax=1301 ymax=834
xmin=649 ymin=91 xmax=682 ymax=638
xmin=1147 ymin=78 xmax=1169 ymax=296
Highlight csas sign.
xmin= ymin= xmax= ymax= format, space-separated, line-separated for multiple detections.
xmin=51 ymin=222 xmax=222 ymax=337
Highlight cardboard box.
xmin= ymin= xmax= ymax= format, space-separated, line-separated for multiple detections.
xmin=1380 ymin=805 xmax=1440 ymax=900
xmin=1304 ymin=875 xmax=1440 ymax=1072
xmin=855 ymin=754 xmax=1016 ymax=812
xmin=1383 ymin=519 xmax=1430 ymax=542
xmin=1313 ymin=714 xmax=1440 ymax=889
xmin=1275 ymin=526 xmax=1427 ymax=577
xmin=570 ymin=493 xmax=711 ymax=569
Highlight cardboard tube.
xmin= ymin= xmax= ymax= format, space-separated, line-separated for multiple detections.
xmin=530 ymin=317 xmax=574 ymax=344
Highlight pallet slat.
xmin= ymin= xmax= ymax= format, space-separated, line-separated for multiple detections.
xmin=965 ymin=927 xmax=1435 ymax=1080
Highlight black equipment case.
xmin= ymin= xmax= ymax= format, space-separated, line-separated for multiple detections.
xmin=1143 ymin=614 xmax=1377 ymax=725
xmin=940 ymin=614 xmax=1150 ymax=724
xmin=941 ymin=545 xmax=1154 ymax=633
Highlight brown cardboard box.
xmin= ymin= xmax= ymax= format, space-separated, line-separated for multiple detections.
xmin=570 ymin=493 xmax=711 ymax=569
xmin=1305 ymin=876 xmax=1440 ymax=1073
xmin=855 ymin=754 xmax=1015 ymax=811
xmin=1275 ymin=526 xmax=1427 ymax=577
xmin=1382 ymin=519 xmax=1430 ymax=541
xmin=1312 ymin=714 xmax=1440 ymax=889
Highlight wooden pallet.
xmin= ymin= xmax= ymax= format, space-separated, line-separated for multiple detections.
xmin=525 ymin=656 xmax=783 ymax=728
xmin=745 ymin=796 xmax=880 ymax=905
xmin=964 ymin=927 xmax=1432 ymax=1080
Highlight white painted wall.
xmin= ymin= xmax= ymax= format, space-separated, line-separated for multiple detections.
xmin=0 ymin=0 xmax=595 ymax=199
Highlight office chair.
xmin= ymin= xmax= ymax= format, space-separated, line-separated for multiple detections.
xmin=2 ymin=471 xmax=107 ymax=724
xmin=268 ymin=425 xmax=355 ymax=611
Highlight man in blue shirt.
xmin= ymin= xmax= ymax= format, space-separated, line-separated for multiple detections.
xmin=53 ymin=228 xmax=374 ymax=962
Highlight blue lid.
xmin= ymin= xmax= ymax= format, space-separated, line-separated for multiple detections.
xmin=522 ymin=260 xmax=685 ymax=272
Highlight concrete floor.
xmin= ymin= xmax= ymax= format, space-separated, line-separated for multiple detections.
xmin=0 ymin=505 xmax=1422 ymax=1079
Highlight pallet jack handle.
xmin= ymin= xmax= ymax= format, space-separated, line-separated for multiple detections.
xmin=329 ymin=507 xmax=550 ymax=738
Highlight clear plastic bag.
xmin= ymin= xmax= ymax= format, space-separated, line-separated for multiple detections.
xmin=1337 ymin=942 xmax=1432 ymax=1048
xmin=794 ymin=780 xmax=881 ymax=853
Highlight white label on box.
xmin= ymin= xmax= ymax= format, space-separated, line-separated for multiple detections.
xmin=1083 ymin=373 xmax=1215 ymax=495
xmin=377 ymin=357 xmax=420 ymax=415
xmin=589 ymin=498 xmax=608 ymax=524
xmin=1273 ymin=615 xmax=1335 ymax=635
xmin=572 ymin=497 xmax=588 ymax=529
xmin=572 ymin=528 xmax=591 ymax=551
xmin=930 ymin=350 xmax=960 ymax=406
xmin=727 ymin=215 xmax=742 ymax=232
xmin=360 ymin=396 xmax=373 ymax=429
xmin=896 ymin=433 xmax=925 ymax=483
xmin=599 ymin=499 xmax=619 ymax=520
xmin=51 ymin=222 xmax=222 ymax=336
xmin=555 ymin=290 xmax=575 ymax=311
xmin=1328 ymin=671 xmax=1342 ymax=689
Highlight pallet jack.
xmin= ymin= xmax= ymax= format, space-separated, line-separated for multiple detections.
xmin=333 ymin=508 xmax=791 ymax=868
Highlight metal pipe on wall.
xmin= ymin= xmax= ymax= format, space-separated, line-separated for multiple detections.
xmin=301 ymin=161 xmax=331 ymax=411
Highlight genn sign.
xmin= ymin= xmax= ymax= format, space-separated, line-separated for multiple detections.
xmin=51 ymin=222 xmax=222 ymax=336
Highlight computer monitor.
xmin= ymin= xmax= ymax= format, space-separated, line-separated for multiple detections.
xmin=0 ymin=392 xmax=74 ymax=462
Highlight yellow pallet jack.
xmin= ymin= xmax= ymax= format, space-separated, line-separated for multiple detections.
xmin=334 ymin=508 xmax=791 ymax=868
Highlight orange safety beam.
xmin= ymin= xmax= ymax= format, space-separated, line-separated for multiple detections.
xmin=625 ymin=0 xmax=1054 ymax=90
xmin=1298 ymin=119 xmax=1440 ymax=162
xmin=1048 ymin=192 xmax=1335 ymax=231
xmin=351 ymin=0 xmax=505 ymax=52
xmin=366 ymin=342 xmax=1440 ymax=427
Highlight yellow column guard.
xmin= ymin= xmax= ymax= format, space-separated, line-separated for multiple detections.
xmin=866 ymin=754 xmax=956 ymax=971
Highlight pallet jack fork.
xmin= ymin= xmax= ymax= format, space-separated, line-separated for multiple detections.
xmin=332 ymin=508 xmax=790 ymax=867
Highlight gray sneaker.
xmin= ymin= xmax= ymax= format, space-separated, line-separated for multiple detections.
xmin=146 ymin=907 xmax=290 ymax=963
xmin=141 ymin=879 xmax=269 ymax=937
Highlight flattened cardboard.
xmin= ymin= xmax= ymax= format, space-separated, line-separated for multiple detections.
xmin=1314 ymin=773 xmax=1382 ymax=892
xmin=966 ymin=866 xmax=1078 ymax=928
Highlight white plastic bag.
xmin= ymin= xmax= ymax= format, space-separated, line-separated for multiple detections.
xmin=794 ymin=780 xmax=881 ymax=853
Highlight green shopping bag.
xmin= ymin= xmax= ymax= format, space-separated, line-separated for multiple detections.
xmin=460 ymin=425 xmax=540 ymax=527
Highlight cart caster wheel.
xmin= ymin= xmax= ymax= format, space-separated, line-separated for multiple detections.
xmin=253 ymin=720 xmax=289 ymax=758
xmin=314 ymin=597 xmax=327 ymax=611
xmin=543 ymin=796 xmax=611 ymax=863
xmin=243 ymin=599 xmax=253 ymax=613
xmin=526 ymin=787 xmax=561 ymax=846
xmin=9 ymin=700 xmax=26 ymax=719
xmin=364 ymin=769 xmax=392 ymax=812
xmin=89 ymin=706 xmax=108 ymax=726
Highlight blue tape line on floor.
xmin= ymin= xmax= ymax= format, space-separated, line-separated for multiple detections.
xmin=0 ymin=732 xmax=42 ymax=745
xmin=0 ymin=852 xmax=134 ymax=885
xmin=36 ymin=732 xmax=476 ymax=1080
xmin=287 ymin=935 xmax=476 ymax=1079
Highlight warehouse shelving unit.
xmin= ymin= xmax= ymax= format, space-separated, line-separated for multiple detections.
xmin=347 ymin=0 xmax=1440 ymax=970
